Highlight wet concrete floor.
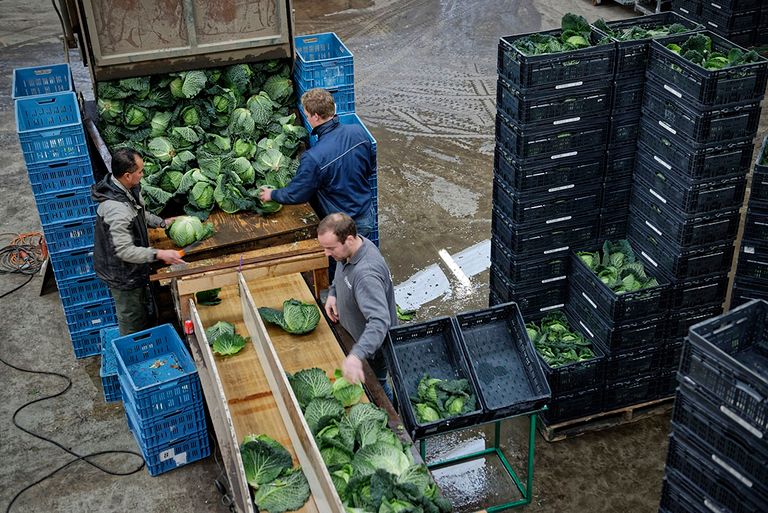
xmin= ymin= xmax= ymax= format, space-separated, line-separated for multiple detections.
xmin=1 ymin=0 xmax=767 ymax=512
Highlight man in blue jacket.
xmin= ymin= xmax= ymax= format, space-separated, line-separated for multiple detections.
xmin=258 ymin=88 xmax=376 ymax=239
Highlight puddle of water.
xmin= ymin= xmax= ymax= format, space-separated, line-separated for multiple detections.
xmin=452 ymin=239 xmax=490 ymax=278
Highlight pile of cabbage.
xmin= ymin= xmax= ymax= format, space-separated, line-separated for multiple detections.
xmin=97 ymin=60 xmax=307 ymax=220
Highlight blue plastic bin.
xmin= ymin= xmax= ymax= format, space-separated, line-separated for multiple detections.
xmin=125 ymin=396 xmax=207 ymax=450
xmin=64 ymin=298 xmax=117 ymax=334
xmin=57 ymin=273 xmax=111 ymax=309
xmin=298 ymin=83 xmax=354 ymax=115
xmin=42 ymin=216 xmax=95 ymax=254
xmin=35 ymin=187 xmax=97 ymax=225
xmin=15 ymin=92 xmax=88 ymax=164
xmin=112 ymin=324 xmax=202 ymax=419
xmin=27 ymin=156 xmax=94 ymax=196
xmin=294 ymin=33 xmax=354 ymax=90
xmin=50 ymin=246 xmax=96 ymax=282
xmin=99 ymin=326 xmax=121 ymax=402
xmin=12 ymin=63 xmax=73 ymax=99
xmin=69 ymin=326 xmax=103 ymax=359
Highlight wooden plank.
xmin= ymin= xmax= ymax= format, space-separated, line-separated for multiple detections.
xmin=240 ymin=273 xmax=345 ymax=513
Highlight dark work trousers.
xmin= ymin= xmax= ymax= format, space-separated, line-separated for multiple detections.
xmin=110 ymin=284 xmax=155 ymax=336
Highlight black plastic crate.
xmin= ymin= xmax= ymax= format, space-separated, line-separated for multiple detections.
xmin=610 ymin=78 xmax=645 ymax=115
xmin=750 ymin=169 xmax=768 ymax=204
xmin=731 ymin=279 xmax=768 ymax=307
xmin=496 ymin=111 xmax=609 ymax=161
xmin=598 ymin=213 xmax=629 ymax=240
xmin=493 ymin=145 xmax=605 ymax=193
xmin=658 ymin=472 xmax=717 ymax=513
xmin=629 ymin=187 xmax=741 ymax=247
xmin=684 ymin=299 xmax=768 ymax=436
xmin=656 ymin=369 xmax=678 ymax=397
xmin=629 ymin=218 xmax=736 ymax=280
xmin=701 ymin=5 xmax=761 ymax=33
xmin=642 ymin=81 xmax=762 ymax=145
xmin=666 ymin=304 xmax=724 ymax=342
xmin=603 ymin=375 xmax=658 ymax=410
xmin=600 ymin=12 xmax=703 ymax=79
xmin=569 ymin=246 xmax=669 ymax=323
xmin=604 ymin=148 xmax=635 ymax=182
xmin=498 ymin=29 xmax=615 ymax=90
xmin=491 ymin=207 xmax=599 ymax=258
xmin=493 ymin=174 xmax=602 ymax=225
xmin=637 ymin=120 xmax=756 ymax=180
xmin=735 ymin=240 xmax=768 ymax=281
xmin=633 ymin=162 xmax=747 ymax=215
xmin=742 ymin=208 xmax=768 ymax=243
xmin=490 ymin=237 xmax=570 ymax=284
xmin=667 ymin=273 xmax=729 ymax=309
xmin=603 ymin=343 xmax=664 ymax=382
xmin=600 ymin=186 xmax=632 ymax=213
xmin=665 ymin=433 xmax=765 ymax=513
xmin=489 ymin=266 xmax=567 ymax=316
xmin=384 ymin=317 xmax=485 ymax=439
xmin=540 ymin=386 xmax=603 ymax=424
xmin=672 ymin=385 xmax=768 ymax=495
xmin=755 ymin=134 xmax=768 ymax=175
xmin=496 ymin=77 xmax=612 ymax=126
xmin=673 ymin=0 xmax=703 ymax=20
xmin=455 ymin=303 xmax=552 ymax=420
xmin=569 ymin=288 xmax=667 ymax=352
xmin=660 ymin=338 xmax=685 ymax=372
xmin=720 ymin=28 xmax=758 ymax=48
xmin=701 ymin=0 xmax=762 ymax=10
xmin=647 ymin=31 xmax=768 ymax=106
xmin=607 ymin=112 xmax=641 ymax=146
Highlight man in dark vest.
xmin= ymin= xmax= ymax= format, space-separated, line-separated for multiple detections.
xmin=92 ymin=148 xmax=184 ymax=335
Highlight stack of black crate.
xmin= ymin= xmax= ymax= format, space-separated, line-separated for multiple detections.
xmin=628 ymin=31 xmax=767 ymax=396
xmin=673 ymin=0 xmax=766 ymax=48
xmin=731 ymin=135 xmax=768 ymax=306
xmin=490 ymin=26 xmax=615 ymax=318
xmin=659 ymin=300 xmax=767 ymax=513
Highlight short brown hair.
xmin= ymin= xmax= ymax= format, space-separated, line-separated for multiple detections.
xmin=318 ymin=213 xmax=357 ymax=242
xmin=112 ymin=148 xmax=141 ymax=177
xmin=301 ymin=88 xmax=336 ymax=119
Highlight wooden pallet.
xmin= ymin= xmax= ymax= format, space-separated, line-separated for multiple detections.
xmin=538 ymin=396 xmax=674 ymax=442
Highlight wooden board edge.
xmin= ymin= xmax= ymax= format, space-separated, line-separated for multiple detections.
xmin=238 ymin=273 xmax=345 ymax=513
xmin=189 ymin=299 xmax=255 ymax=513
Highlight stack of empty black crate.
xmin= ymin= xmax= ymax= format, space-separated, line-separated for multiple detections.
xmin=490 ymin=27 xmax=614 ymax=318
xmin=673 ymin=0 xmax=767 ymax=48
xmin=732 ymin=135 xmax=768 ymax=306
xmin=628 ymin=32 xmax=767 ymax=391
xmin=13 ymin=64 xmax=116 ymax=359
xmin=596 ymin=14 xmax=703 ymax=241
xmin=659 ymin=300 xmax=767 ymax=513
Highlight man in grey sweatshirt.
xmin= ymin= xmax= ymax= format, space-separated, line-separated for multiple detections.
xmin=319 ymin=213 xmax=397 ymax=402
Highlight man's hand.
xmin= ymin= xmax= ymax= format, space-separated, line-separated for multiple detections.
xmin=325 ymin=295 xmax=339 ymax=323
xmin=156 ymin=249 xmax=185 ymax=265
xmin=258 ymin=187 xmax=273 ymax=202
xmin=163 ymin=216 xmax=178 ymax=227
xmin=342 ymin=354 xmax=365 ymax=384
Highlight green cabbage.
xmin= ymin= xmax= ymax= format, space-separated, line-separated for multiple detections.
xmin=166 ymin=215 xmax=215 ymax=247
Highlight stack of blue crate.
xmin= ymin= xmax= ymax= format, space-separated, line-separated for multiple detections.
xmin=13 ymin=63 xmax=116 ymax=359
xmin=293 ymin=33 xmax=380 ymax=246
xmin=112 ymin=324 xmax=209 ymax=476
xmin=99 ymin=326 xmax=121 ymax=402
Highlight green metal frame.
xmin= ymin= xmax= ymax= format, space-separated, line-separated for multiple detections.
xmin=419 ymin=411 xmax=540 ymax=512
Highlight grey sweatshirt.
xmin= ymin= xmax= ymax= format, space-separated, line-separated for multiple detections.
xmin=328 ymin=237 xmax=397 ymax=360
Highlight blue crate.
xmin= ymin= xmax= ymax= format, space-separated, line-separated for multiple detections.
xmin=99 ymin=326 xmax=122 ymax=402
xmin=65 ymin=299 xmax=117 ymax=334
xmin=35 ymin=187 xmax=97 ymax=225
xmin=304 ymin=112 xmax=375 ymax=151
xmin=69 ymin=326 xmax=103 ymax=359
xmin=42 ymin=216 xmax=94 ymax=253
xmin=100 ymin=373 xmax=121 ymax=402
xmin=12 ymin=64 xmax=73 ymax=99
xmin=27 ymin=156 xmax=94 ymax=196
xmin=58 ymin=273 xmax=111 ymax=309
xmin=126 ymin=411 xmax=210 ymax=476
xmin=15 ymin=93 xmax=88 ymax=164
xmin=113 ymin=324 xmax=202 ymax=419
xmin=125 ymin=396 xmax=207 ymax=450
xmin=50 ymin=246 xmax=95 ymax=281
xmin=294 ymin=32 xmax=354 ymax=90
xmin=298 ymin=83 xmax=354 ymax=115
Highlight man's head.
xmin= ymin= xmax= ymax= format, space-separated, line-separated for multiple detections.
xmin=318 ymin=213 xmax=360 ymax=261
xmin=301 ymin=88 xmax=335 ymax=129
xmin=112 ymin=148 xmax=144 ymax=189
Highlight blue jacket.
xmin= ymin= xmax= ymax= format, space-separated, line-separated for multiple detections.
xmin=272 ymin=116 xmax=375 ymax=220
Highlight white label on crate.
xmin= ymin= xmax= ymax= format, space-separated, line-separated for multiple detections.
xmin=663 ymin=84 xmax=683 ymax=99
xmin=546 ymin=216 xmax=572 ymax=224
xmin=553 ymin=117 xmax=581 ymax=125
xmin=645 ymin=220 xmax=663 ymax=236
xmin=744 ymin=245 xmax=755 ymax=254
xmin=174 ymin=452 xmax=188 ymax=466
xmin=711 ymin=454 xmax=753 ymax=488
xmin=703 ymin=499 xmax=726 ymax=513
xmin=91 ymin=319 xmax=103 ymax=326
xmin=649 ymin=188 xmax=667 ymax=204
xmin=680 ymin=8 xmax=690 ymax=15
xmin=658 ymin=121 xmax=677 ymax=135
xmin=710 ymin=2 xmax=722 ymax=9
xmin=541 ymin=275 xmax=566 ymax=284
xmin=578 ymin=320 xmax=595 ymax=338
xmin=544 ymin=246 xmax=569 ymax=255
xmin=540 ymin=303 xmax=565 ymax=312
xmin=708 ymin=21 xmax=720 ymax=29
xmin=548 ymin=184 xmax=575 ymax=193
xmin=641 ymin=251 xmax=659 ymax=267
xmin=581 ymin=292 xmax=598 ymax=310
xmin=555 ymin=81 xmax=583 ymax=90
xmin=653 ymin=155 xmax=672 ymax=170
xmin=159 ymin=448 xmax=176 ymax=462
xmin=719 ymin=405 xmax=763 ymax=439
xmin=551 ymin=151 xmax=578 ymax=160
